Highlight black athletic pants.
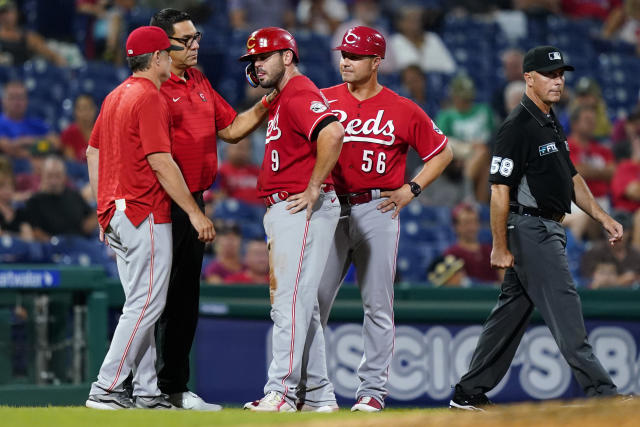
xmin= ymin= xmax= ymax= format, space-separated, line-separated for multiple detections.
xmin=155 ymin=192 xmax=206 ymax=394
xmin=458 ymin=213 xmax=617 ymax=397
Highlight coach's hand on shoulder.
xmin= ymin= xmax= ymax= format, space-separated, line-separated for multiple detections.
xmin=189 ymin=211 xmax=216 ymax=242
xmin=286 ymin=185 xmax=321 ymax=220
xmin=378 ymin=185 xmax=413 ymax=219
xmin=490 ymin=247 xmax=514 ymax=269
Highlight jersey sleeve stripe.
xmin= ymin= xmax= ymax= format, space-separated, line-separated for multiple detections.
xmin=421 ymin=136 xmax=448 ymax=161
xmin=307 ymin=112 xmax=335 ymax=141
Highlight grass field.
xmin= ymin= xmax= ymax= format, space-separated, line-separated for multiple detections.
xmin=1 ymin=397 xmax=637 ymax=427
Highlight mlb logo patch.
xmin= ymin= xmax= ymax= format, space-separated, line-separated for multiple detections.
xmin=310 ymin=100 xmax=328 ymax=113
xmin=539 ymin=142 xmax=558 ymax=156
xmin=548 ymin=52 xmax=561 ymax=61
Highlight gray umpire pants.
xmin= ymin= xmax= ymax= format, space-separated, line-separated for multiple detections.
xmin=459 ymin=213 xmax=617 ymax=397
xmin=89 ymin=211 xmax=172 ymax=397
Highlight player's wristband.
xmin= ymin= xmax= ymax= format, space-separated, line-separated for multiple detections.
xmin=261 ymin=95 xmax=270 ymax=109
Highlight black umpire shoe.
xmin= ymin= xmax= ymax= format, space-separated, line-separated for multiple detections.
xmin=449 ymin=384 xmax=493 ymax=411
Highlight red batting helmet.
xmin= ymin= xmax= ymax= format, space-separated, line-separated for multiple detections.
xmin=333 ymin=26 xmax=386 ymax=59
xmin=239 ymin=27 xmax=299 ymax=62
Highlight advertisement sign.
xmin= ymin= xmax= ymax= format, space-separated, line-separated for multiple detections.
xmin=195 ymin=318 xmax=640 ymax=406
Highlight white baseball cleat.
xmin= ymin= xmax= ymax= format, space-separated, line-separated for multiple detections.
xmin=299 ymin=403 xmax=339 ymax=412
xmin=168 ymin=391 xmax=222 ymax=411
xmin=351 ymin=396 xmax=383 ymax=412
xmin=243 ymin=391 xmax=296 ymax=412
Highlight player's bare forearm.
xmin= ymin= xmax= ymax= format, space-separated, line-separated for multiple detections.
xmin=286 ymin=121 xmax=344 ymax=218
xmin=573 ymin=174 xmax=623 ymax=244
xmin=490 ymin=184 xmax=514 ymax=268
xmin=308 ymin=121 xmax=344 ymax=188
xmin=379 ymin=145 xmax=453 ymax=218
xmin=147 ymin=152 xmax=215 ymax=242
xmin=218 ymin=90 xmax=277 ymax=143
xmin=86 ymin=145 xmax=99 ymax=201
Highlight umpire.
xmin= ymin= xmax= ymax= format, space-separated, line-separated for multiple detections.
xmin=449 ymin=46 xmax=623 ymax=410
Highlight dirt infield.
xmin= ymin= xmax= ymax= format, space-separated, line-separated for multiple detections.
xmin=301 ymin=397 xmax=637 ymax=427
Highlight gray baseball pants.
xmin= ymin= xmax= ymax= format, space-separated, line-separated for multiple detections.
xmin=89 ymin=211 xmax=172 ymax=398
xmin=459 ymin=213 xmax=617 ymax=397
xmin=305 ymin=196 xmax=399 ymax=405
xmin=263 ymin=190 xmax=340 ymax=408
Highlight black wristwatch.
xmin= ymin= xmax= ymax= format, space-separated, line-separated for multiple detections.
xmin=408 ymin=181 xmax=421 ymax=197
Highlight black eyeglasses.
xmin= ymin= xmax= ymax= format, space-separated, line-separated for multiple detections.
xmin=168 ymin=32 xmax=202 ymax=49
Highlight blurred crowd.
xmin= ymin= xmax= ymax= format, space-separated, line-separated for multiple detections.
xmin=0 ymin=0 xmax=640 ymax=289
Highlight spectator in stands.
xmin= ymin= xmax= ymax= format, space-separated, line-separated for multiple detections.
xmin=611 ymin=133 xmax=640 ymax=250
xmin=0 ymin=0 xmax=67 ymax=66
xmin=296 ymin=0 xmax=348 ymax=36
xmin=202 ymin=222 xmax=244 ymax=284
xmin=564 ymin=106 xmax=616 ymax=241
xmin=217 ymin=137 xmax=260 ymax=205
xmin=75 ymin=0 xmax=109 ymax=60
xmin=60 ymin=94 xmax=97 ymax=163
xmin=443 ymin=202 xmax=500 ymax=285
xmin=580 ymin=214 xmax=640 ymax=288
xmin=602 ymin=0 xmax=640 ymax=54
xmin=91 ymin=0 xmax=137 ymax=65
xmin=562 ymin=0 xmax=622 ymax=20
xmin=503 ymin=80 xmax=526 ymax=114
xmin=400 ymin=64 xmax=430 ymax=114
xmin=611 ymin=104 xmax=640 ymax=160
xmin=21 ymin=155 xmax=96 ymax=242
xmin=229 ymin=0 xmax=295 ymax=31
xmin=0 ymin=155 xmax=28 ymax=237
xmin=436 ymin=74 xmax=495 ymax=202
xmin=418 ymin=157 xmax=467 ymax=207
xmin=427 ymin=254 xmax=470 ymax=288
xmin=388 ymin=5 xmax=456 ymax=74
xmin=0 ymin=80 xmax=60 ymax=159
xmin=225 ymin=239 xmax=269 ymax=284
xmin=570 ymin=77 xmax=612 ymax=140
xmin=331 ymin=0 xmax=395 ymax=73
xmin=491 ymin=48 xmax=524 ymax=120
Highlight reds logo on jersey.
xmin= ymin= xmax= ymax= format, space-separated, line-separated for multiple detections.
xmin=266 ymin=105 xmax=282 ymax=144
xmin=331 ymin=107 xmax=396 ymax=145
xmin=310 ymin=100 xmax=328 ymax=113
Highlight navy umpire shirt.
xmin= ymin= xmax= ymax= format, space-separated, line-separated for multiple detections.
xmin=489 ymin=94 xmax=577 ymax=214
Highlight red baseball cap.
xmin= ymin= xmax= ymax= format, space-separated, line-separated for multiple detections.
xmin=126 ymin=26 xmax=183 ymax=57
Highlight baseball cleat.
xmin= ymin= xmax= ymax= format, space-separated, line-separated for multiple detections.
xmin=134 ymin=394 xmax=178 ymax=409
xmin=169 ymin=391 xmax=222 ymax=411
xmin=298 ymin=403 xmax=339 ymax=412
xmin=449 ymin=384 xmax=493 ymax=411
xmin=243 ymin=391 xmax=296 ymax=412
xmin=351 ymin=396 xmax=383 ymax=412
xmin=85 ymin=392 xmax=134 ymax=410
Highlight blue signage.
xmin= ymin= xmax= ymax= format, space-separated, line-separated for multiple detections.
xmin=194 ymin=318 xmax=640 ymax=406
xmin=0 ymin=270 xmax=61 ymax=288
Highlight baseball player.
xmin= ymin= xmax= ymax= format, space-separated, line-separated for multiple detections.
xmin=450 ymin=46 xmax=622 ymax=410
xmin=301 ymin=26 xmax=453 ymax=411
xmin=85 ymin=26 xmax=214 ymax=410
xmin=238 ymin=27 xmax=345 ymax=412
xmin=149 ymin=8 xmax=276 ymax=411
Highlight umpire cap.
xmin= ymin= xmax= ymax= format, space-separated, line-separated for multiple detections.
xmin=333 ymin=26 xmax=386 ymax=58
xmin=239 ymin=27 xmax=299 ymax=62
xmin=523 ymin=46 xmax=574 ymax=73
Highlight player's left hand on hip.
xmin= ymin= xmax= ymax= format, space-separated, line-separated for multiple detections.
xmin=378 ymin=186 xmax=413 ymax=219
xmin=286 ymin=186 xmax=320 ymax=220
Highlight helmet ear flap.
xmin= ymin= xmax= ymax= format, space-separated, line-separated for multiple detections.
xmin=245 ymin=63 xmax=260 ymax=88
